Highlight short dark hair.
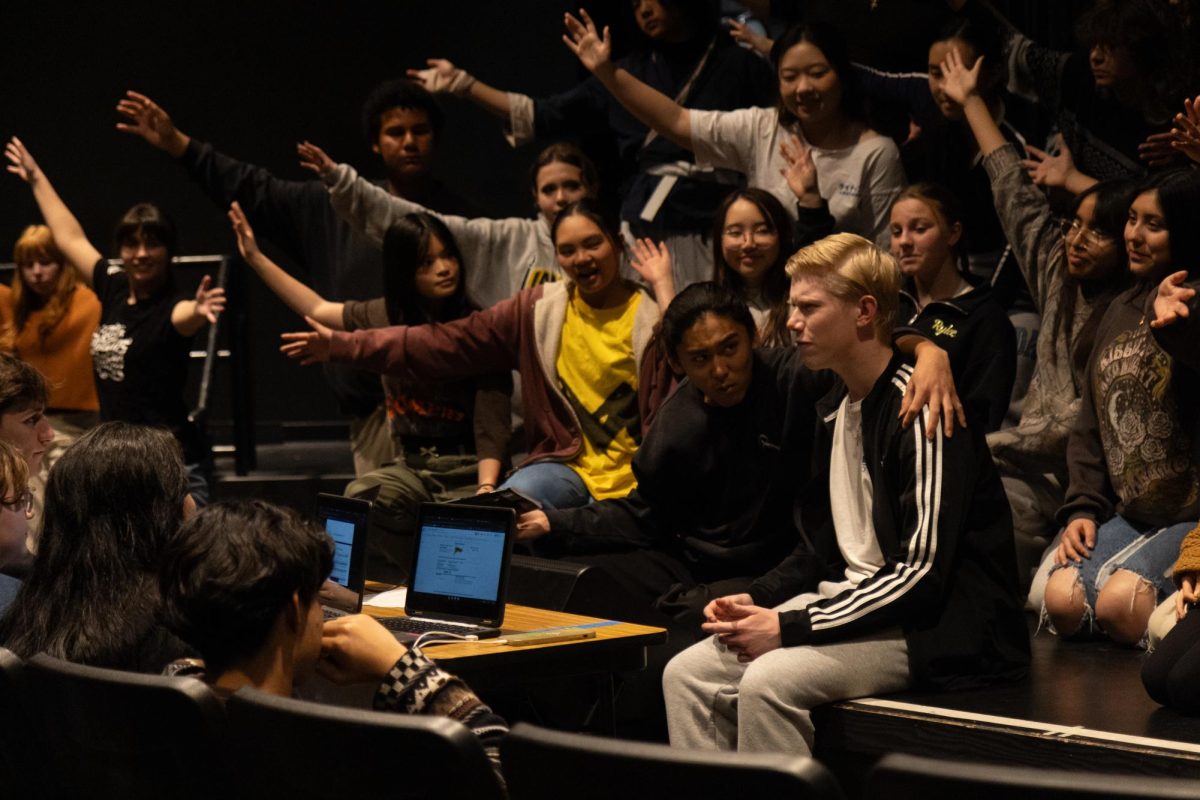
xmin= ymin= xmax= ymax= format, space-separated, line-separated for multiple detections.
xmin=159 ymin=500 xmax=333 ymax=677
xmin=770 ymin=21 xmax=865 ymax=126
xmin=361 ymin=78 xmax=446 ymax=145
xmin=660 ymin=281 xmax=757 ymax=362
xmin=933 ymin=13 xmax=1005 ymax=99
xmin=550 ymin=198 xmax=622 ymax=246
xmin=0 ymin=352 xmax=48 ymax=417
xmin=113 ymin=202 xmax=178 ymax=260
xmin=529 ymin=142 xmax=600 ymax=197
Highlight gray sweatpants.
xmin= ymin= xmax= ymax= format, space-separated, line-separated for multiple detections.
xmin=663 ymin=592 xmax=911 ymax=754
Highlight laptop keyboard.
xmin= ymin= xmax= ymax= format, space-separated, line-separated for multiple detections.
xmin=378 ymin=616 xmax=500 ymax=639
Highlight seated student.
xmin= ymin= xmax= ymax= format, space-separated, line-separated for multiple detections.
xmin=0 ymin=442 xmax=30 ymax=613
xmin=228 ymin=203 xmax=510 ymax=581
xmin=662 ymin=233 xmax=1029 ymax=755
xmin=280 ymin=199 xmax=677 ymax=510
xmin=115 ymin=83 xmax=476 ymax=476
xmin=890 ymin=182 xmax=1016 ymax=432
xmin=0 ymin=352 xmax=54 ymax=563
xmin=299 ymin=139 xmax=597 ymax=308
xmin=158 ymin=500 xmax=507 ymax=773
xmin=0 ymin=422 xmax=196 ymax=670
xmin=1039 ymin=169 xmax=1200 ymax=647
xmin=515 ymin=282 xmax=812 ymax=632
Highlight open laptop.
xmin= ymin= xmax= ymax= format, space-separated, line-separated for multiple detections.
xmin=382 ymin=502 xmax=517 ymax=641
xmin=317 ymin=493 xmax=372 ymax=619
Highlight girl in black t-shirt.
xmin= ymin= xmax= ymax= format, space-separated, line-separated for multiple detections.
xmin=5 ymin=137 xmax=224 ymax=502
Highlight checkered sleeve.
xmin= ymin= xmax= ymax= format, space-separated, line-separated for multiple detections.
xmin=373 ymin=648 xmax=508 ymax=783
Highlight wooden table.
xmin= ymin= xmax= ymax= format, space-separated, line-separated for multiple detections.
xmin=365 ymin=596 xmax=667 ymax=732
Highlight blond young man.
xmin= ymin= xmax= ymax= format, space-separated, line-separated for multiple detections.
xmin=663 ymin=233 xmax=1029 ymax=754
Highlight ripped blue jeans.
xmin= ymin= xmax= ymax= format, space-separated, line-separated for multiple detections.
xmin=1042 ymin=515 xmax=1192 ymax=637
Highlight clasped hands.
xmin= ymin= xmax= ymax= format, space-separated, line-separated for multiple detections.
xmin=701 ymin=593 xmax=782 ymax=663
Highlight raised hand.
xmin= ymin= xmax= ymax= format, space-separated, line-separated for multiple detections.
xmin=563 ymin=8 xmax=613 ymax=75
xmin=406 ymin=58 xmax=475 ymax=95
xmin=227 ymin=201 xmax=262 ymax=263
xmin=115 ymin=91 xmax=188 ymax=158
xmin=630 ymin=238 xmax=672 ymax=286
xmin=780 ymin=135 xmax=820 ymax=206
xmin=193 ymin=275 xmax=226 ymax=324
xmin=5 ymin=136 xmax=41 ymax=184
xmin=728 ymin=18 xmax=774 ymax=58
xmin=280 ymin=316 xmax=334 ymax=365
xmin=938 ymin=46 xmax=982 ymax=107
xmin=296 ymin=140 xmax=336 ymax=179
xmin=1022 ymin=134 xmax=1075 ymax=189
xmin=1151 ymin=270 xmax=1195 ymax=329
xmin=1169 ymin=96 xmax=1200 ymax=165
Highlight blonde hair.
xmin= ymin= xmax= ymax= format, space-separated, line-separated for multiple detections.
xmin=785 ymin=233 xmax=900 ymax=342
xmin=0 ymin=440 xmax=29 ymax=505
xmin=3 ymin=225 xmax=78 ymax=351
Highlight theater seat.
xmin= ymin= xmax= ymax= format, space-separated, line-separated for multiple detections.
xmin=24 ymin=653 xmax=230 ymax=800
xmin=0 ymin=648 xmax=43 ymax=800
xmin=501 ymin=721 xmax=846 ymax=799
xmin=226 ymin=686 xmax=504 ymax=800
xmin=868 ymin=752 xmax=1200 ymax=799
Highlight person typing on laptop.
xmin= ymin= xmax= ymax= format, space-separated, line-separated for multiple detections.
xmin=158 ymin=499 xmax=508 ymax=773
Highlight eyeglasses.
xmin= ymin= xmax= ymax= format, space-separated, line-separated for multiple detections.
xmin=0 ymin=489 xmax=32 ymax=515
xmin=1059 ymin=219 xmax=1114 ymax=248
xmin=722 ymin=226 xmax=777 ymax=244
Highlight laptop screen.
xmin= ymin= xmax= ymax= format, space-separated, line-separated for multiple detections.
xmin=406 ymin=503 xmax=515 ymax=626
xmin=316 ymin=493 xmax=371 ymax=615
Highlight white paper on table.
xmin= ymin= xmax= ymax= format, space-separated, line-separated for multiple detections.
xmin=364 ymin=587 xmax=408 ymax=609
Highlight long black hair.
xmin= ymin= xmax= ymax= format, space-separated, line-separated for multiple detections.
xmin=0 ymin=422 xmax=190 ymax=669
xmin=1134 ymin=168 xmax=1200 ymax=281
xmin=711 ymin=188 xmax=793 ymax=347
xmin=770 ymin=21 xmax=865 ymax=128
xmin=381 ymin=212 xmax=473 ymax=325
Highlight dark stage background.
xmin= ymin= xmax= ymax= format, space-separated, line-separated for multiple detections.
xmin=0 ymin=0 xmax=583 ymax=436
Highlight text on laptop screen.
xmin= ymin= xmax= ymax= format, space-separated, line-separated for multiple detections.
xmin=411 ymin=520 xmax=506 ymax=602
xmin=325 ymin=517 xmax=356 ymax=586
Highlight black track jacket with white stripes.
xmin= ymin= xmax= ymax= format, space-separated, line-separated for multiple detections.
xmin=749 ymin=353 xmax=1030 ymax=690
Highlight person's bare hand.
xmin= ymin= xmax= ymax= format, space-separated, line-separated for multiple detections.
xmin=1139 ymin=131 xmax=1183 ymax=169
xmin=516 ymin=510 xmax=551 ymax=542
xmin=1055 ymin=518 xmax=1097 ymax=565
xmin=296 ymin=141 xmax=336 ymax=179
xmin=5 ymin=137 xmax=41 ymax=184
xmin=115 ymin=91 xmax=188 ymax=158
xmin=780 ymin=136 xmax=820 ymax=206
xmin=563 ymin=9 xmax=613 ymax=75
xmin=1177 ymin=575 xmax=1200 ymax=620
xmin=701 ymin=602 xmax=782 ymax=662
xmin=703 ymin=593 xmax=754 ymax=623
xmin=630 ymin=238 xmax=672 ymax=287
xmin=406 ymin=58 xmax=476 ymax=96
xmin=938 ymin=46 xmax=982 ymax=106
xmin=1023 ymin=135 xmax=1074 ymax=189
xmin=1152 ymin=270 xmax=1195 ymax=329
xmin=1169 ymin=96 xmax=1200 ymax=165
xmin=280 ymin=316 xmax=334 ymax=365
xmin=728 ymin=18 xmax=774 ymax=58
xmin=227 ymin=201 xmax=262 ymax=264
xmin=899 ymin=340 xmax=966 ymax=438
xmin=317 ymin=614 xmax=409 ymax=685
xmin=193 ymin=275 xmax=226 ymax=324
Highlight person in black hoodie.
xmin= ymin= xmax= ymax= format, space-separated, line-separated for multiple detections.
xmin=663 ymin=233 xmax=1028 ymax=755
xmin=890 ymin=182 xmax=1016 ymax=431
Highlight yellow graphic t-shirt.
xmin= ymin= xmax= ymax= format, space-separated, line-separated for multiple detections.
xmin=556 ymin=288 xmax=643 ymax=500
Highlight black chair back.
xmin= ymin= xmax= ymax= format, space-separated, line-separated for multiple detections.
xmin=868 ymin=752 xmax=1200 ymax=799
xmin=502 ymin=721 xmax=845 ymax=800
xmin=226 ymin=686 xmax=505 ymax=800
xmin=25 ymin=653 xmax=231 ymax=800
xmin=0 ymin=648 xmax=43 ymax=799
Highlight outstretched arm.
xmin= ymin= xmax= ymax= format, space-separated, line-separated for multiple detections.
xmin=5 ymin=137 xmax=102 ymax=285
xmin=170 ymin=274 xmax=226 ymax=337
xmin=563 ymin=9 xmax=693 ymax=150
xmin=407 ymin=58 xmax=512 ymax=120
xmin=938 ymin=49 xmax=1007 ymax=158
xmin=115 ymin=90 xmax=190 ymax=158
xmin=228 ymin=200 xmax=345 ymax=329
